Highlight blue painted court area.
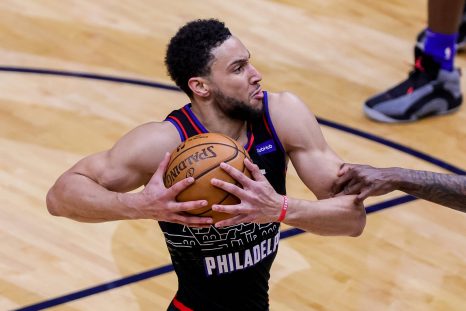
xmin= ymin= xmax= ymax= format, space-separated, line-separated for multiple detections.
xmin=2 ymin=66 xmax=463 ymax=311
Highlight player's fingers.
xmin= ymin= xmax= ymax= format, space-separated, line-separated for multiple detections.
xmin=153 ymin=152 xmax=171 ymax=182
xmin=211 ymin=203 xmax=248 ymax=215
xmin=219 ymin=162 xmax=253 ymax=187
xmin=332 ymin=173 xmax=353 ymax=195
xmin=244 ymin=158 xmax=265 ymax=181
xmin=172 ymin=199 xmax=208 ymax=212
xmin=337 ymin=164 xmax=346 ymax=176
xmin=343 ymin=180 xmax=363 ymax=195
xmin=169 ymin=177 xmax=196 ymax=195
xmin=356 ymin=187 xmax=373 ymax=202
xmin=147 ymin=156 xmax=169 ymax=188
xmin=337 ymin=163 xmax=353 ymax=176
xmin=211 ymin=178 xmax=245 ymax=198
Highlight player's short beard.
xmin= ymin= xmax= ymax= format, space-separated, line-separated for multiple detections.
xmin=213 ymin=90 xmax=263 ymax=121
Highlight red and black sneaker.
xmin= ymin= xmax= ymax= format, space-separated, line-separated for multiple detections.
xmin=364 ymin=47 xmax=462 ymax=123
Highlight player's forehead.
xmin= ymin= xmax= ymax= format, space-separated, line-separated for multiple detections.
xmin=210 ymin=36 xmax=250 ymax=68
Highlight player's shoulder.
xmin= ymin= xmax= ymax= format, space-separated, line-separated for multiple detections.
xmin=265 ymin=91 xmax=321 ymax=149
xmin=267 ymin=91 xmax=300 ymax=104
xmin=118 ymin=121 xmax=179 ymax=149
xmin=110 ymin=121 xmax=181 ymax=168
xmin=266 ymin=91 xmax=315 ymax=121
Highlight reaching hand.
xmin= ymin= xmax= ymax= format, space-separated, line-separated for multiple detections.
xmin=134 ymin=152 xmax=213 ymax=227
xmin=210 ymin=158 xmax=283 ymax=227
xmin=332 ymin=163 xmax=397 ymax=203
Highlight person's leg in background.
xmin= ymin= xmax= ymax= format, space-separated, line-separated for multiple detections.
xmin=417 ymin=2 xmax=466 ymax=51
xmin=364 ymin=0 xmax=465 ymax=123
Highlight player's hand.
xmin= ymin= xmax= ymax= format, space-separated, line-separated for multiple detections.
xmin=332 ymin=163 xmax=397 ymax=203
xmin=210 ymin=158 xmax=283 ymax=227
xmin=133 ymin=152 xmax=212 ymax=227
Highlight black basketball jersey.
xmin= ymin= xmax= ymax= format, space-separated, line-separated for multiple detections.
xmin=161 ymin=91 xmax=287 ymax=311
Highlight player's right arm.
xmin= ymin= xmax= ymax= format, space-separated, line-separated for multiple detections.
xmin=46 ymin=122 xmax=211 ymax=225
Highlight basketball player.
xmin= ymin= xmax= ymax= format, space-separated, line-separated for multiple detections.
xmin=332 ymin=164 xmax=466 ymax=212
xmin=364 ymin=0 xmax=464 ymax=122
xmin=46 ymin=19 xmax=366 ymax=311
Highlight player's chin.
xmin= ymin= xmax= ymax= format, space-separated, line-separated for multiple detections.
xmin=249 ymin=97 xmax=264 ymax=109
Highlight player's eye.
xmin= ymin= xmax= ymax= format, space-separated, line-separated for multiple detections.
xmin=233 ymin=65 xmax=243 ymax=73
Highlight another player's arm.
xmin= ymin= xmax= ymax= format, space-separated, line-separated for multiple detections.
xmin=271 ymin=92 xmax=366 ymax=236
xmin=335 ymin=164 xmax=466 ymax=212
xmin=394 ymin=170 xmax=466 ymax=211
xmin=46 ymin=122 xmax=210 ymax=225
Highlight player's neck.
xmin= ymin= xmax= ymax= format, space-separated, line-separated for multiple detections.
xmin=190 ymin=102 xmax=246 ymax=142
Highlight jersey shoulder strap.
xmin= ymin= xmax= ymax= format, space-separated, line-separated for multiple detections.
xmin=164 ymin=104 xmax=205 ymax=141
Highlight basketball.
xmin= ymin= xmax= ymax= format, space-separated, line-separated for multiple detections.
xmin=163 ymin=133 xmax=252 ymax=223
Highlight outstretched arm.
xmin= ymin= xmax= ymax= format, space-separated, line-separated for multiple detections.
xmin=46 ymin=122 xmax=212 ymax=226
xmin=333 ymin=164 xmax=466 ymax=212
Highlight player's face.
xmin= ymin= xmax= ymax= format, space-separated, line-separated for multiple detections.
xmin=207 ymin=36 xmax=264 ymax=121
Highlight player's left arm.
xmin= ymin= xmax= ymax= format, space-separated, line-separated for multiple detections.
xmin=266 ymin=92 xmax=366 ymax=235
xmin=270 ymin=92 xmax=343 ymax=199
xmin=212 ymin=92 xmax=366 ymax=236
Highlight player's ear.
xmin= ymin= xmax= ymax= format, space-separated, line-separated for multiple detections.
xmin=188 ymin=77 xmax=210 ymax=97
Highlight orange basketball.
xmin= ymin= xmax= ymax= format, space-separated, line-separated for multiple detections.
xmin=163 ymin=133 xmax=252 ymax=223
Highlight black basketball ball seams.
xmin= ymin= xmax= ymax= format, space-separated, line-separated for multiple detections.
xmin=164 ymin=143 xmax=231 ymax=188
xmin=192 ymin=144 xmax=239 ymax=181
xmin=163 ymin=133 xmax=252 ymax=223
xmin=166 ymin=141 xmax=242 ymax=170
xmin=164 ymin=142 xmax=246 ymax=188
xmin=165 ymin=133 xmax=249 ymax=171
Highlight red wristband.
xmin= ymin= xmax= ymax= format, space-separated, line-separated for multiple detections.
xmin=277 ymin=195 xmax=288 ymax=222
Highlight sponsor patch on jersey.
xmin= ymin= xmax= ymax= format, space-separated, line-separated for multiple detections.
xmin=255 ymin=139 xmax=276 ymax=155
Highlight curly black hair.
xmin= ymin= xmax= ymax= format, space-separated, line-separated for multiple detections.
xmin=165 ymin=19 xmax=231 ymax=97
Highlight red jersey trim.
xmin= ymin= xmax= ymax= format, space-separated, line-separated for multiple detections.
xmin=172 ymin=296 xmax=194 ymax=311
xmin=245 ymin=125 xmax=255 ymax=152
xmin=181 ymin=107 xmax=203 ymax=134
xmin=168 ymin=116 xmax=188 ymax=140
xmin=262 ymin=114 xmax=272 ymax=136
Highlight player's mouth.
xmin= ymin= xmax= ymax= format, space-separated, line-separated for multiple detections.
xmin=251 ymin=86 xmax=263 ymax=100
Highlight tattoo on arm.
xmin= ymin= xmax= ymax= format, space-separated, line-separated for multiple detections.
xmin=399 ymin=170 xmax=466 ymax=212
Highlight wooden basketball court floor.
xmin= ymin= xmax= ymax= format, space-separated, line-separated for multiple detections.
xmin=1 ymin=1 xmax=465 ymax=310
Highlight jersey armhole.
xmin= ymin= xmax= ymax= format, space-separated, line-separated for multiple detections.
xmin=165 ymin=117 xmax=187 ymax=142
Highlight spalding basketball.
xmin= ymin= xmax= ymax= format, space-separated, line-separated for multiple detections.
xmin=163 ymin=133 xmax=252 ymax=223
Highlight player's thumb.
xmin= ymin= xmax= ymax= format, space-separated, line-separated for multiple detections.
xmin=149 ymin=152 xmax=171 ymax=187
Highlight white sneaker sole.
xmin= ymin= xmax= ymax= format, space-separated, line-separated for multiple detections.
xmin=363 ymin=105 xmax=461 ymax=123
